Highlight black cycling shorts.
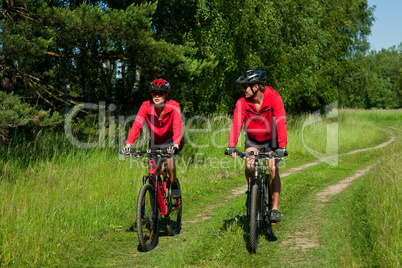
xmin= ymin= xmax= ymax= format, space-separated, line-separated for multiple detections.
xmin=149 ymin=137 xmax=185 ymax=151
xmin=244 ymin=135 xmax=273 ymax=153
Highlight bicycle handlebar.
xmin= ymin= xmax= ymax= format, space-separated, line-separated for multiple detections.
xmin=226 ymin=150 xmax=284 ymax=160
xmin=119 ymin=148 xmax=173 ymax=157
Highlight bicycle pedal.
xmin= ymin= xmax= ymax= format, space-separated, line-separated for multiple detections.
xmin=271 ymin=222 xmax=277 ymax=226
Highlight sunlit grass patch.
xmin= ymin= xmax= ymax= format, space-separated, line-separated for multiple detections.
xmin=0 ymin=109 xmax=399 ymax=266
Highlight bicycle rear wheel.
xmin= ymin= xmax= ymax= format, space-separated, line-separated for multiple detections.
xmin=249 ymin=184 xmax=260 ymax=253
xmin=136 ymin=183 xmax=160 ymax=251
xmin=166 ymin=195 xmax=182 ymax=236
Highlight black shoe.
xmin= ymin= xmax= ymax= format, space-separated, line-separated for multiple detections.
xmin=171 ymin=182 xmax=181 ymax=198
xmin=269 ymin=209 xmax=282 ymax=223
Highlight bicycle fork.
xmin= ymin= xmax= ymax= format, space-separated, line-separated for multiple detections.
xmin=247 ymin=158 xmax=262 ymax=220
xmin=148 ymin=175 xmax=158 ymax=227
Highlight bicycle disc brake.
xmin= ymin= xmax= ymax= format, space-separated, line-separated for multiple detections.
xmin=146 ymin=210 xmax=155 ymax=231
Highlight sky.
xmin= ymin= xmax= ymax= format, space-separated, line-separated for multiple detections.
xmin=367 ymin=0 xmax=402 ymax=51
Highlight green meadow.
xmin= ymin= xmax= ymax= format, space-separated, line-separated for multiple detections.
xmin=0 ymin=109 xmax=400 ymax=267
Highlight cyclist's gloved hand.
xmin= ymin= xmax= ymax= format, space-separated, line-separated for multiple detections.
xmin=121 ymin=147 xmax=131 ymax=155
xmin=225 ymin=147 xmax=236 ymax=155
xmin=167 ymin=145 xmax=179 ymax=155
xmin=275 ymin=147 xmax=288 ymax=157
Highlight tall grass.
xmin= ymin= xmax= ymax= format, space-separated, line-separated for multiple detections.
xmin=367 ymin=139 xmax=401 ymax=266
xmin=0 ymin=149 xmax=137 ymax=266
xmin=286 ymin=109 xmax=387 ymax=161
xmin=325 ymin=109 xmax=402 ymax=267
xmin=335 ymin=134 xmax=401 ymax=267
xmin=0 ymin=109 xmax=397 ymax=266
xmin=345 ymin=109 xmax=401 ymax=267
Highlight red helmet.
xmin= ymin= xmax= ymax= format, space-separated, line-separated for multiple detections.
xmin=150 ymin=78 xmax=171 ymax=91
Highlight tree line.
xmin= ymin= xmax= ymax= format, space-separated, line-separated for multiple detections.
xmin=340 ymin=45 xmax=402 ymax=109
xmin=1 ymin=0 xmax=401 ymax=145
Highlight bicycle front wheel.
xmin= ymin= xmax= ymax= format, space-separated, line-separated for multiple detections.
xmin=136 ymin=183 xmax=160 ymax=251
xmin=249 ymin=184 xmax=261 ymax=253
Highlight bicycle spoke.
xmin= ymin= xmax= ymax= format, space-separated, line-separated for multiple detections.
xmin=137 ymin=184 xmax=159 ymax=251
xmin=166 ymin=191 xmax=182 ymax=236
xmin=249 ymin=184 xmax=260 ymax=253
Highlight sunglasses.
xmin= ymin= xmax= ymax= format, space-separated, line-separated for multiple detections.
xmin=151 ymin=91 xmax=167 ymax=97
xmin=242 ymin=84 xmax=253 ymax=90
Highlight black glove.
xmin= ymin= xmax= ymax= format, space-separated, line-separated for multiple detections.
xmin=168 ymin=146 xmax=179 ymax=155
xmin=121 ymin=147 xmax=131 ymax=155
xmin=275 ymin=147 xmax=288 ymax=157
xmin=225 ymin=147 xmax=236 ymax=155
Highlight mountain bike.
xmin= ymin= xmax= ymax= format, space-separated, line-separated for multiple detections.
xmin=226 ymin=150 xmax=284 ymax=253
xmin=120 ymin=148 xmax=182 ymax=251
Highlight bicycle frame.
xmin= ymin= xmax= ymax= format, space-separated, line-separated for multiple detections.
xmin=128 ymin=149 xmax=181 ymax=217
xmin=246 ymin=153 xmax=270 ymax=222
xmin=122 ymin=148 xmax=182 ymax=251
xmin=145 ymin=156 xmax=172 ymax=216
xmin=229 ymin=151 xmax=281 ymax=228
xmin=225 ymin=150 xmax=284 ymax=253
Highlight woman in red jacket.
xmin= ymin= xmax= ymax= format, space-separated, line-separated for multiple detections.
xmin=123 ymin=78 xmax=183 ymax=198
xmin=226 ymin=69 xmax=288 ymax=223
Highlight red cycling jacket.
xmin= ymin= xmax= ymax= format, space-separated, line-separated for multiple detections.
xmin=126 ymin=99 xmax=183 ymax=146
xmin=228 ymin=86 xmax=287 ymax=148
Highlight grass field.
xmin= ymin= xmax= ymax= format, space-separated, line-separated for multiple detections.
xmin=322 ymin=110 xmax=401 ymax=267
xmin=0 ymin=109 xmax=400 ymax=267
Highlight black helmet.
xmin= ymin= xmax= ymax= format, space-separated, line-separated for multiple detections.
xmin=150 ymin=78 xmax=171 ymax=91
xmin=236 ymin=69 xmax=266 ymax=84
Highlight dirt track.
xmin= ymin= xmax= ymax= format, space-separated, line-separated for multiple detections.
xmin=184 ymin=129 xmax=395 ymax=229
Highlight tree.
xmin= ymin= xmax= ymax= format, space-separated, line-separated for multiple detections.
xmin=0 ymin=91 xmax=62 ymax=146
xmin=366 ymin=46 xmax=402 ymax=108
xmin=186 ymin=0 xmax=375 ymax=113
xmin=0 ymin=1 xmax=195 ymax=113
xmin=1 ymin=0 xmax=377 ymax=116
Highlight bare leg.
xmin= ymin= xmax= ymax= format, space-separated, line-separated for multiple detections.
xmin=245 ymin=147 xmax=260 ymax=183
xmin=268 ymin=157 xmax=281 ymax=210
xmin=163 ymin=157 xmax=177 ymax=185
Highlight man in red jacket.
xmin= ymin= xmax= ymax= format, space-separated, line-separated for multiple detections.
xmin=226 ymin=69 xmax=288 ymax=222
xmin=123 ymin=78 xmax=183 ymax=198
